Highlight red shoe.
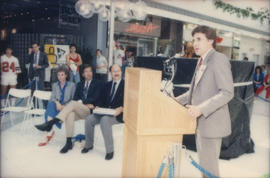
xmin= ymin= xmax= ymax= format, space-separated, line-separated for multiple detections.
xmin=38 ymin=131 xmax=55 ymax=147
xmin=46 ymin=131 xmax=55 ymax=142
xmin=38 ymin=142 xmax=47 ymax=146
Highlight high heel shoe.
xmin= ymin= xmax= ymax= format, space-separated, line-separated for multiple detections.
xmin=38 ymin=131 xmax=55 ymax=147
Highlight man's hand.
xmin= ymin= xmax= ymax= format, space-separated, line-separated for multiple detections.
xmin=86 ymin=104 xmax=95 ymax=110
xmin=186 ymin=105 xmax=202 ymax=119
xmin=114 ymin=107 xmax=123 ymax=117
xmin=34 ymin=64 xmax=42 ymax=69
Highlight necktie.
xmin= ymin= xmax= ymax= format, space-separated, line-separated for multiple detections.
xmin=110 ymin=82 xmax=116 ymax=102
xmin=83 ymin=81 xmax=89 ymax=100
xmin=34 ymin=53 xmax=38 ymax=64
xmin=197 ymin=57 xmax=202 ymax=72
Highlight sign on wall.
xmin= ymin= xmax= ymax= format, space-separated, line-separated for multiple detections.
xmin=44 ymin=44 xmax=69 ymax=82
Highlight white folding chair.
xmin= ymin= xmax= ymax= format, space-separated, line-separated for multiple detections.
xmin=1 ymin=88 xmax=32 ymax=128
xmin=22 ymin=90 xmax=51 ymax=132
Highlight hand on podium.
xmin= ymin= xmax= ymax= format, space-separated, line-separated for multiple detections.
xmin=186 ymin=105 xmax=202 ymax=119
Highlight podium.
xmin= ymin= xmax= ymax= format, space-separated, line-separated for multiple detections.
xmin=122 ymin=68 xmax=196 ymax=178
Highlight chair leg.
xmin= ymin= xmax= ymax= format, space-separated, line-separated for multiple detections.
xmin=20 ymin=113 xmax=28 ymax=134
xmin=10 ymin=112 xmax=14 ymax=127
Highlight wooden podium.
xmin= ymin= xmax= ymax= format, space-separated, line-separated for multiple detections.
xmin=122 ymin=68 xmax=196 ymax=178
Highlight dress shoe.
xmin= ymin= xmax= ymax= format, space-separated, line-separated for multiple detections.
xmin=60 ymin=142 xmax=73 ymax=154
xmin=35 ymin=121 xmax=54 ymax=132
xmin=81 ymin=146 xmax=93 ymax=154
xmin=105 ymin=152 xmax=114 ymax=160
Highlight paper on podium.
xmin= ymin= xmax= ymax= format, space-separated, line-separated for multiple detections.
xmin=93 ymin=107 xmax=116 ymax=116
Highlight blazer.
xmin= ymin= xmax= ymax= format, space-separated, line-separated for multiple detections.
xmin=176 ymin=49 xmax=234 ymax=138
xmin=27 ymin=51 xmax=49 ymax=80
xmin=97 ymin=79 xmax=125 ymax=123
xmin=50 ymin=81 xmax=76 ymax=105
xmin=73 ymin=79 xmax=102 ymax=105
xmin=253 ymin=73 xmax=264 ymax=86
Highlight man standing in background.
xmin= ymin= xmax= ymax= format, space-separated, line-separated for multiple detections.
xmin=175 ymin=26 xmax=234 ymax=177
xmin=26 ymin=42 xmax=49 ymax=90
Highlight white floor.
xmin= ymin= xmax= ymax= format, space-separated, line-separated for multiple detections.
xmin=1 ymin=97 xmax=269 ymax=178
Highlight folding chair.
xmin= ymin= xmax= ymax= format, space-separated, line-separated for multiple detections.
xmin=22 ymin=90 xmax=51 ymax=132
xmin=1 ymin=88 xmax=32 ymax=129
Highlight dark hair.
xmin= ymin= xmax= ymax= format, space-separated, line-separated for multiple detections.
xmin=192 ymin=25 xmax=216 ymax=48
xmin=32 ymin=42 xmax=40 ymax=46
xmin=255 ymin=66 xmax=262 ymax=74
xmin=109 ymin=64 xmax=121 ymax=72
xmin=96 ymin=49 xmax=102 ymax=54
xmin=82 ymin=64 xmax=93 ymax=72
xmin=69 ymin=44 xmax=77 ymax=49
xmin=6 ymin=46 xmax=12 ymax=51
xmin=56 ymin=65 xmax=69 ymax=78
xmin=243 ymin=57 xmax=248 ymax=61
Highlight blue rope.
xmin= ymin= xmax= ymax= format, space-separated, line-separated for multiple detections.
xmin=0 ymin=80 xmax=35 ymax=118
xmin=190 ymin=157 xmax=218 ymax=178
xmin=257 ymin=95 xmax=270 ymax=103
xmin=168 ymin=164 xmax=174 ymax=178
xmin=157 ymin=162 xmax=166 ymax=178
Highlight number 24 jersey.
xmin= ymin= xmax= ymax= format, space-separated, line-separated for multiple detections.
xmin=1 ymin=54 xmax=21 ymax=78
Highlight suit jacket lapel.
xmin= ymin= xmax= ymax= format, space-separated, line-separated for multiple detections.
xmin=193 ymin=49 xmax=215 ymax=90
xmin=87 ymin=80 xmax=94 ymax=94
xmin=111 ymin=80 xmax=123 ymax=104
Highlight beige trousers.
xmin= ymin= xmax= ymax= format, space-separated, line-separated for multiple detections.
xmin=196 ymin=133 xmax=222 ymax=178
xmin=56 ymin=101 xmax=90 ymax=137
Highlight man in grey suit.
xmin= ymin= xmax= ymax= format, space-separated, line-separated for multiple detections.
xmin=175 ymin=26 xmax=234 ymax=177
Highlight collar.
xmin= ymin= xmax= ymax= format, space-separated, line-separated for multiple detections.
xmin=200 ymin=48 xmax=213 ymax=62
xmin=112 ymin=79 xmax=121 ymax=85
xmin=34 ymin=51 xmax=40 ymax=55
xmin=84 ymin=79 xmax=92 ymax=87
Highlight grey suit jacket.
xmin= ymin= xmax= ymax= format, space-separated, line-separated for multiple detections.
xmin=50 ymin=81 xmax=76 ymax=105
xmin=176 ymin=49 xmax=234 ymax=138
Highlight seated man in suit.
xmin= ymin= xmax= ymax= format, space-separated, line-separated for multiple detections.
xmin=81 ymin=64 xmax=124 ymax=160
xmin=35 ymin=64 xmax=102 ymax=153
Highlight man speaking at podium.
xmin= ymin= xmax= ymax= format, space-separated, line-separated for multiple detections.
xmin=175 ymin=26 xmax=234 ymax=177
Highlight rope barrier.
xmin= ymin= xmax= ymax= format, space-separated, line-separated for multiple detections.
xmin=157 ymin=144 xmax=219 ymax=178
xmin=257 ymin=95 xmax=270 ymax=103
xmin=182 ymin=145 xmax=219 ymax=178
xmin=174 ymin=81 xmax=253 ymax=88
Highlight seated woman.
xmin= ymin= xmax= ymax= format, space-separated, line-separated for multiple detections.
xmin=253 ymin=66 xmax=264 ymax=93
xmin=38 ymin=66 xmax=76 ymax=146
xmin=255 ymin=67 xmax=270 ymax=99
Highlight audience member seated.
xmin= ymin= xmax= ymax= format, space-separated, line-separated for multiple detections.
xmin=81 ymin=64 xmax=124 ymax=160
xmin=38 ymin=66 xmax=76 ymax=146
xmin=35 ymin=64 xmax=102 ymax=153
xmin=255 ymin=67 xmax=270 ymax=99
xmin=253 ymin=66 xmax=264 ymax=93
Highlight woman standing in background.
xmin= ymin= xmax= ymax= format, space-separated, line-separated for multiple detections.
xmin=66 ymin=44 xmax=82 ymax=84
